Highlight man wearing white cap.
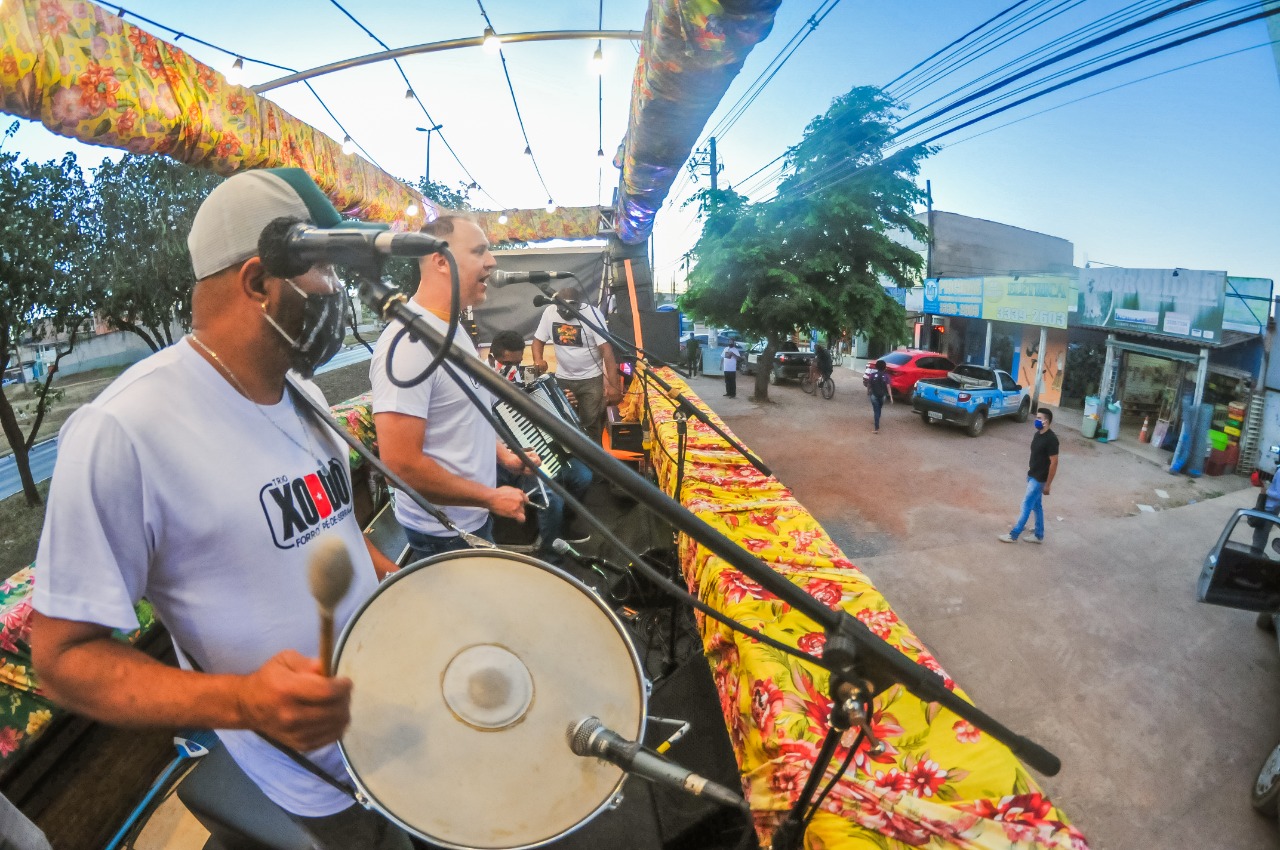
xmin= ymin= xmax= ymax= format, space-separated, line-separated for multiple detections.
xmin=30 ymin=168 xmax=409 ymax=848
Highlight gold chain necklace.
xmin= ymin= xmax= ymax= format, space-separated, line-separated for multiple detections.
xmin=188 ymin=333 xmax=328 ymax=466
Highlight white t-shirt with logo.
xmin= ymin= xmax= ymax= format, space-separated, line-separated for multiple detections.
xmin=370 ymin=303 xmax=495 ymax=536
xmin=722 ymin=346 xmax=741 ymax=373
xmin=534 ymin=304 xmax=607 ymax=380
xmin=33 ymin=339 xmax=378 ymax=817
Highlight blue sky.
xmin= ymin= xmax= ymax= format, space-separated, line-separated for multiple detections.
xmin=6 ymin=1 xmax=1278 ymax=291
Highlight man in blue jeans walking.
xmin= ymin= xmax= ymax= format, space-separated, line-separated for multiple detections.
xmin=999 ymin=407 xmax=1059 ymax=544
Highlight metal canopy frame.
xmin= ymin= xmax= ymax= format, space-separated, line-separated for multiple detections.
xmin=252 ymin=30 xmax=642 ymax=93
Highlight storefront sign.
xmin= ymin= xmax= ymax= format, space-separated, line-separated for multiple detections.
xmin=982 ymin=275 xmax=1070 ymax=329
xmin=1077 ymin=268 xmax=1227 ymax=341
xmin=1223 ymin=277 xmax=1273 ymax=334
xmin=921 ymin=275 xmax=1069 ymax=328
xmin=922 ymin=277 xmax=982 ymax=318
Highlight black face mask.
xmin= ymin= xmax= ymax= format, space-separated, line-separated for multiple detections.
xmin=262 ymin=277 xmax=346 ymax=379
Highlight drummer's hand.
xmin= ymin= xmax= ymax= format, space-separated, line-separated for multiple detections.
xmin=563 ymin=389 xmax=577 ymax=407
xmin=239 ymin=650 xmax=352 ymax=751
xmin=604 ymin=381 xmax=623 ymax=406
xmin=533 ymin=359 xmax=549 ymax=376
xmin=489 ymin=485 xmax=528 ymax=522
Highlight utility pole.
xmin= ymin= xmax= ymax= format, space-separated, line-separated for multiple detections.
xmin=922 ymin=179 xmax=934 ymax=351
xmin=416 ymin=123 xmax=443 ymax=185
xmin=688 ymin=137 xmax=723 ymax=191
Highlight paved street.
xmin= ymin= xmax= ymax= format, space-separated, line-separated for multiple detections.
xmin=0 ymin=344 xmax=374 ymax=501
xmin=694 ymin=364 xmax=1273 ymax=850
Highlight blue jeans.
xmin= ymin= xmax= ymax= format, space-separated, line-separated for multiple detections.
xmin=870 ymin=394 xmax=885 ymax=430
xmin=499 ymin=458 xmax=593 ymax=555
xmin=405 ymin=517 xmax=494 ymax=563
xmin=1010 ymin=477 xmax=1045 ymax=541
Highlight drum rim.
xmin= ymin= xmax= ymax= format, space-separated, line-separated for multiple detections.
xmin=332 ymin=548 xmax=650 ymax=850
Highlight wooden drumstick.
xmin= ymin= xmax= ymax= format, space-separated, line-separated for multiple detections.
xmin=308 ymin=535 xmax=354 ymax=678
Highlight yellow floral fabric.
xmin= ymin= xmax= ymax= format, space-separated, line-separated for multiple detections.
xmin=476 ymin=206 xmax=607 ymax=244
xmin=0 ymin=0 xmax=432 ymax=227
xmin=635 ymin=366 xmax=1089 ymax=850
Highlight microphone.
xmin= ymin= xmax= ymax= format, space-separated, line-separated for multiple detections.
xmin=566 ymin=716 xmax=749 ymax=812
xmin=489 ymin=269 xmax=574 ymax=287
xmin=550 ymin=539 xmax=627 ymax=574
xmin=532 ymin=294 xmax=555 ymax=307
xmin=307 ymin=535 xmax=354 ymax=677
xmin=282 ymin=222 xmax=448 ymax=269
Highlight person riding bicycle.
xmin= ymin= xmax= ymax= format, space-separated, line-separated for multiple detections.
xmin=814 ymin=343 xmax=833 ymax=381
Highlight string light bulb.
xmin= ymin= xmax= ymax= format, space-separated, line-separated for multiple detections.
xmin=406 ymin=202 xmax=420 ymax=217
xmin=341 ymin=135 xmax=355 ymax=156
xmin=405 ymin=88 xmax=415 ymax=100
xmin=498 ymin=211 xmax=509 ymax=225
xmin=226 ymin=56 xmax=244 ymax=84
xmin=597 ymin=148 xmax=605 ymax=158
xmin=523 ymin=145 xmax=532 ymax=156
xmin=590 ymin=44 xmax=604 ymax=75
xmin=482 ymin=27 xmax=501 ymax=53
xmin=545 ymin=199 xmax=556 ymax=213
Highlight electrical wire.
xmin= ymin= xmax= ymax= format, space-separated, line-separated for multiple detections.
xmin=107 ymin=5 xmax=387 ymax=173
xmin=474 ymin=0 xmax=556 ymax=204
xmin=759 ymin=0 xmax=1259 ymax=206
xmin=893 ymin=0 xmax=1261 ymax=148
xmin=882 ymin=0 xmax=1038 ymax=91
xmin=325 ymin=0 xmax=501 ymax=207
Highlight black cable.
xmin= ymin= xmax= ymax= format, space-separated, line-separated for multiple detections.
xmin=802 ymin=726 xmax=864 ymax=829
xmin=384 ymin=249 xmax=461 ymax=388
xmin=882 ymin=0 xmax=1038 ymax=91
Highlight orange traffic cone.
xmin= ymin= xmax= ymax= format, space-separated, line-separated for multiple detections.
xmin=1138 ymin=415 xmax=1150 ymax=443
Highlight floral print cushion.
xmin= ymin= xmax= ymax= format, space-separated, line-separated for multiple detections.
xmin=329 ymin=393 xmax=376 ymax=470
xmin=641 ymin=368 xmax=1090 ymax=850
xmin=0 ymin=567 xmax=157 ymax=771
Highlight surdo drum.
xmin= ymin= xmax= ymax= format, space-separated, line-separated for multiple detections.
xmin=333 ymin=550 xmax=648 ymax=849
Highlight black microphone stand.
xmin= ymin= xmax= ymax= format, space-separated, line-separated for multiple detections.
xmin=541 ymin=294 xmax=773 ymax=478
xmin=353 ymin=271 xmax=1062 ymax=783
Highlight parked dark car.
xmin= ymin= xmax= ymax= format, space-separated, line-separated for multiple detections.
xmin=740 ymin=342 xmax=815 ymax=382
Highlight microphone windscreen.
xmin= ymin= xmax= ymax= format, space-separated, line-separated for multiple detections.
xmin=550 ymin=538 xmax=570 ymax=555
xmin=258 ymin=216 xmax=313 ymax=279
xmin=566 ymin=716 xmax=600 ymax=756
xmin=308 ymin=534 xmax=354 ymax=612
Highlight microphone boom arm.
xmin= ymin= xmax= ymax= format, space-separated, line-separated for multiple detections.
xmin=355 ymin=275 xmax=1061 ymax=777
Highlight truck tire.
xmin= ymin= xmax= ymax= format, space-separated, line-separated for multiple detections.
xmin=1015 ymin=398 xmax=1031 ymax=423
xmin=967 ymin=409 xmax=987 ymax=437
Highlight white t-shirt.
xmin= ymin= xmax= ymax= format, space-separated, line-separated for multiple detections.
xmin=370 ymin=303 xmax=495 ymax=536
xmin=534 ymin=304 xmax=607 ymax=380
xmin=33 ymin=340 xmax=378 ymax=818
xmin=722 ymin=346 xmax=741 ymax=373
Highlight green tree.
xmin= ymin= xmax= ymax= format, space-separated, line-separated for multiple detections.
xmin=0 ymin=136 xmax=97 ymax=506
xmin=681 ymin=87 xmax=932 ymax=400
xmin=89 ymin=155 xmax=223 ymax=351
xmin=379 ymin=177 xmax=475 ymax=297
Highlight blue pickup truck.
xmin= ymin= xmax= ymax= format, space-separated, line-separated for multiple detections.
xmin=911 ymin=364 xmax=1031 ymax=437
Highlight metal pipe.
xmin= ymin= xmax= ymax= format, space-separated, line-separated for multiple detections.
xmin=253 ymin=30 xmax=642 ymax=93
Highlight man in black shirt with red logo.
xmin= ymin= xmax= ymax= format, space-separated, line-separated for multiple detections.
xmin=999 ymin=407 xmax=1059 ymax=544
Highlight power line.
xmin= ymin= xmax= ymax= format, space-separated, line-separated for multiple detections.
xmin=325 ymin=0 xmax=499 ymax=206
xmin=882 ymin=0 xmax=1038 ymax=90
xmin=894 ymin=0 xmax=1259 ymax=148
xmin=772 ymin=3 xmax=1280 ymax=206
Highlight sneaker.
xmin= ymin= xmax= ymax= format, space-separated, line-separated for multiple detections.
xmin=997 ymin=534 xmax=1018 ymax=543
xmin=1026 ymin=536 xmax=1043 ymax=544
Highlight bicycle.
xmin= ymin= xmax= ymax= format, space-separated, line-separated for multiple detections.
xmin=800 ymin=361 xmax=836 ymax=399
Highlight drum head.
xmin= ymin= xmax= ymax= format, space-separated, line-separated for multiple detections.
xmin=335 ymin=550 xmax=647 ymax=849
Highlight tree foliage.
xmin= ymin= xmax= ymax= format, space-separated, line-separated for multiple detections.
xmin=89 ymin=155 xmax=223 ymax=351
xmin=0 ymin=129 xmax=96 ymax=505
xmin=680 ymin=87 xmax=933 ymax=399
xmin=380 ymin=177 xmax=475 ymax=296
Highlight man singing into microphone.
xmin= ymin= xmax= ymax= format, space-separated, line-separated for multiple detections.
xmin=30 ymin=168 xmax=408 ymax=849
xmin=370 ymin=214 xmax=533 ymax=561
xmin=531 ymin=285 xmax=622 ymax=444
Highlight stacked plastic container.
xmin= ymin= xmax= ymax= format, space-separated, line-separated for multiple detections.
xmin=1206 ymin=400 xmax=1245 ymax=475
